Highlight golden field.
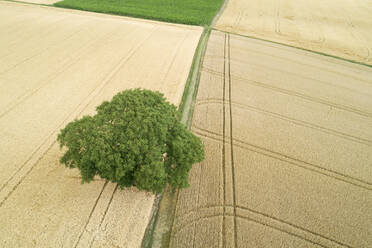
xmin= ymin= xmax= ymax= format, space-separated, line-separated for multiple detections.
xmin=170 ymin=30 xmax=372 ymax=248
xmin=0 ymin=2 xmax=202 ymax=247
xmin=215 ymin=0 xmax=372 ymax=65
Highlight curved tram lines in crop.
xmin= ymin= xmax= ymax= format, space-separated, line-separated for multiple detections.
xmin=171 ymin=205 xmax=354 ymax=248
xmin=194 ymin=99 xmax=372 ymax=146
xmin=192 ymin=126 xmax=372 ymax=192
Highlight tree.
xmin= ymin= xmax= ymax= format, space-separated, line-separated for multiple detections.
xmin=57 ymin=89 xmax=205 ymax=193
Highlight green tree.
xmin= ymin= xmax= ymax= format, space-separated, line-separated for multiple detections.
xmin=57 ymin=89 xmax=204 ymax=193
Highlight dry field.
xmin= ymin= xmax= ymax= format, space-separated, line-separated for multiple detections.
xmin=0 ymin=2 xmax=202 ymax=247
xmin=215 ymin=0 xmax=372 ymax=65
xmin=19 ymin=0 xmax=59 ymax=5
xmin=170 ymin=30 xmax=372 ymax=247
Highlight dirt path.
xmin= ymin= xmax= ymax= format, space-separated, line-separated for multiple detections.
xmin=215 ymin=0 xmax=372 ymax=66
xmin=169 ymin=30 xmax=372 ymax=247
xmin=0 ymin=2 xmax=202 ymax=247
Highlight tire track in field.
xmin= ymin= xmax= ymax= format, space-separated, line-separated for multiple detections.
xmin=232 ymin=11 xmax=243 ymax=30
xmin=173 ymin=212 xmax=329 ymax=248
xmin=159 ymin=30 xmax=190 ymax=95
xmin=73 ymin=181 xmax=109 ymax=248
xmin=275 ymin=0 xmax=281 ymax=35
xmin=233 ymin=77 xmax=372 ymax=119
xmin=192 ymin=104 xmax=205 ymax=247
xmin=343 ymin=13 xmax=371 ymax=63
xmin=195 ymin=99 xmax=372 ymax=146
xmin=201 ymin=65 xmax=372 ymax=111
xmin=0 ymin=19 xmax=88 ymax=75
xmin=0 ymin=24 xmax=134 ymax=119
xmin=0 ymin=15 xmax=69 ymax=57
xmin=174 ymin=30 xmax=207 ymax=246
xmin=171 ymin=205 xmax=354 ymax=248
xmin=202 ymin=63 xmax=372 ymax=96
xmin=191 ymin=127 xmax=372 ymax=191
xmin=0 ymin=26 xmax=158 ymax=207
xmin=87 ymin=184 xmax=119 ymax=248
xmin=205 ymin=34 xmax=372 ymax=84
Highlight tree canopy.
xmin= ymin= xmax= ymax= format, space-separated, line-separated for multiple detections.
xmin=58 ymin=89 xmax=204 ymax=193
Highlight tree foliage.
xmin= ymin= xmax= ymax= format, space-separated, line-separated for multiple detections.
xmin=57 ymin=89 xmax=204 ymax=193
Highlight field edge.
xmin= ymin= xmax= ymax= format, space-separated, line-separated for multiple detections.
xmin=52 ymin=0 xmax=224 ymax=26
xmin=141 ymin=28 xmax=211 ymax=248
xmin=211 ymin=28 xmax=372 ymax=68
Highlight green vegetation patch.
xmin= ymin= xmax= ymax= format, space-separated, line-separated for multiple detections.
xmin=54 ymin=0 xmax=224 ymax=26
xmin=58 ymin=89 xmax=205 ymax=194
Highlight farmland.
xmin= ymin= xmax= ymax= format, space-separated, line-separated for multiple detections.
xmin=2 ymin=0 xmax=372 ymax=246
xmin=169 ymin=30 xmax=372 ymax=247
xmin=54 ymin=0 xmax=224 ymax=26
xmin=215 ymin=0 xmax=372 ymax=65
xmin=20 ymin=0 xmax=58 ymax=4
xmin=0 ymin=2 xmax=202 ymax=247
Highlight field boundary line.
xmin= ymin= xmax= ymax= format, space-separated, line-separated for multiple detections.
xmin=179 ymin=28 xmax=212 ymax=127
xmin=212 ymin=28 xmax=372 ymax=69
xmin=344 ymin=16 xmax=371 ymax=63
xmin=190 ymin=30 xmax=212 ymax=246
xmin=210 ymin=0 xmax=230 ymax=27
xmin=226 ymin=45 xmax=372 ymax=85
xmin=222 ymin=33 xmax=228 ymax=248
xmin=3 ymin=0 xmax=50 ymax=7
xmin=192 ymin=128 xmax=372 ymax=191
xmin=227 ymin=33 xmax=238 ymax=248
xmin=141 ymin=28 xmax=211 ymax=248
xmin=172 ymin=29 xmax=212 ymax=248
xmin=1 ymin=0 xmax=202 ymax=31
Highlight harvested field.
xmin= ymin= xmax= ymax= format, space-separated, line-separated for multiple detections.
xmin=215 ymin=0 xmax=372 ymax=65
xmin=169 ymin=30 xmax=372 ymax=247
xmin=0 ymin=2 xmax=202 ymax=247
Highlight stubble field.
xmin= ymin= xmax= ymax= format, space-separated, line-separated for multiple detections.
xmin=169 ymin=30 xmax=372 ymax=247
xmin=215 ymin=0 xmax=372 ymax=65
xmin=0 ymin=2 xmax=202 ymax=247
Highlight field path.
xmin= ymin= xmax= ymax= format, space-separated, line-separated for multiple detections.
xmin=0 ymin=2 xmax=202 ymax=247
xmin=170 ymin=30 xmax=372 ymax=247
xmin=214 ymin=0 xmax=372 ymax=66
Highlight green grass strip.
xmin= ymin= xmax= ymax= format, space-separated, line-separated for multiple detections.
xmin=54 ymin=0 xmax=224 ymax=26
xmin=141 ymin=28 xmax=211 ymax=248
xmin=179 ymin=28 xmax=211 ymax=128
